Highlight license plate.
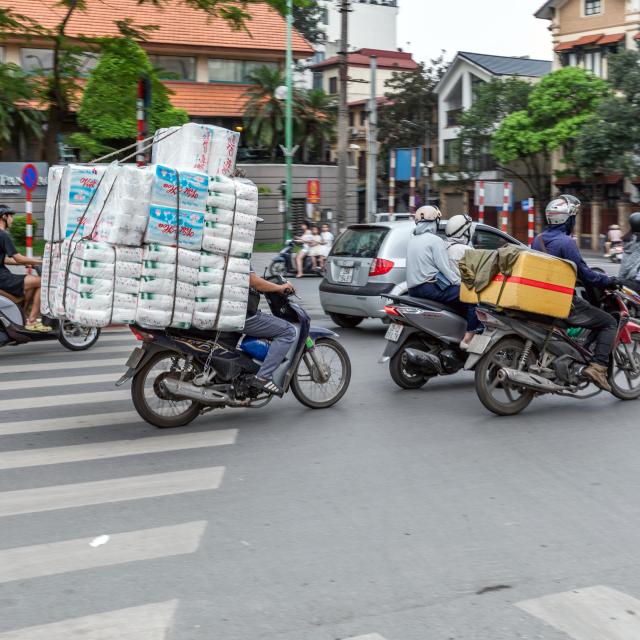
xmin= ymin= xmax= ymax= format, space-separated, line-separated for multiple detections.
xmin=338 ymin=267 xmax=353 ymax=284
xmin=125 ymin=347 xmax=145 ymax=369
xmin=466 ymin=334 xmax=492 ymax=355
xmin=385 ymin=324 xmax=403 ymax=342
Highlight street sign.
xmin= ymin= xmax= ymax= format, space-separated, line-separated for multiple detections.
xmin=307 ymin=179 xmax=320 ymax=204
xmin=21 ymin=163 xmax=39 ymax=194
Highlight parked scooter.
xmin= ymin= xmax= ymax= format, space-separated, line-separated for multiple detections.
xmin=269 ymin=240 xmax=323 ymax=277
xmin=117 ymin=276 xmax=351 ymax=428
xmin=467 ymin=286 xmax=640 ymax=415
xmin=380 ymin=294 xmax=471 ymax=388
xmin=0 ymin=288 xmax=100 ymax=351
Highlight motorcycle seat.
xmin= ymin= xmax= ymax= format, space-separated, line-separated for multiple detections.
xmin=395 ymin=295 xmax=464 ymax=317
xmin=0 ymin=289 xmax=24 ymax=305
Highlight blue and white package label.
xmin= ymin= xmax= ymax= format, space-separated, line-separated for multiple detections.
xmin=68 ymin=167 xmax=102 ymax=207
xmin=146 ymin=205 xmax=204 ymax=249
xmin=151 ymin=165 xmax=208 ymax=212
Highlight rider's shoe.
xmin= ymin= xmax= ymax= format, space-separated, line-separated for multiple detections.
xmin=248 ymin=375 xmax=283 ymax=396
xmin=583 ymin=362 xmax=612 ymax=392
xmin=25 ymin=321 xmax=52 ymax=333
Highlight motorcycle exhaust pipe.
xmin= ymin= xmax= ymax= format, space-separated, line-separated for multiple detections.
xmin=497 ymin=367 xmax=566 ymax=394
xmin=404 ymin=348 xmax=443 ymax=375
xmin=161 ymin=377 xmax=244 ymax=407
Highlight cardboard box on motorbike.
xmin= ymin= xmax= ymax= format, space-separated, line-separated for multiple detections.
xmin=460 ymin=249 xmax=577 ymax=319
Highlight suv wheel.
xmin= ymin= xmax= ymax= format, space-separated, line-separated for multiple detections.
xmin=329 ymin=313 xmax=364 ymax=328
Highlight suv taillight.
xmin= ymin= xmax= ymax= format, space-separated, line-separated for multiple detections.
xmin=369 ymin=258 xmax=394 ymax=276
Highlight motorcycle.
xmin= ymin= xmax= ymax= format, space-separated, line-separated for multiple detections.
xmin=466 ymin=286 xmax=640 ymax=416
xmin=607 ymin=240 xmax=624 ymax=263
xmin=379 ymin=294 xmax=470 ymax=388
xmin=0 ymin=287 xmax=100 ymax=351
xmin=269 ymin=240 xmax=323 ymax=278
xmin=116 ymin=278 xmax=351 ymax=428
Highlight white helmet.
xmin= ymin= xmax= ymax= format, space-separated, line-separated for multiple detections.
xmin=610 ymin=224 xmax=621 ymax=230
xmin=414 ymin=205 xmax=442 ymax=223
xmin=445 ymin=213 xmax=473 ymax=242
xmin=545 ymin=194 xmax=581 ymax=225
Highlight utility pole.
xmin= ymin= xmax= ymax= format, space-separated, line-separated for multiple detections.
xmin=336 ymin=0 xmax=350 ymax=231
xmin=366 ymin=54 xmax=378 ymax=223
xmin=284 ymin=0 xmax=294 ymax=241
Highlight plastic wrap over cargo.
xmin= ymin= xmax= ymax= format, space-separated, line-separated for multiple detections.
xmin=40 ymin=242 xmax=61 ymax=316
xmin=84 ymin=163 xmax=154 ymax=246
xmin=43 ymin=165 xmax=107 ymax=242
xmin=152 ymin=123 xmax=239 ymax=176
xmin=136 ymin=245 xmax=200 ymax=329
xmin=151 ymin=165 xmax=208 ymax=212
xmin=144 ymin=205 xmax=204 ymax=250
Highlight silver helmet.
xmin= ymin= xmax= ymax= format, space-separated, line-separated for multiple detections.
xmin=545 ymin=194 xmax=581 ymax=226
xmin=445 ymin=213 xmax=473 ymax=242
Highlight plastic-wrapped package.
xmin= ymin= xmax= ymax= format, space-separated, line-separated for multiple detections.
xmin=43 ymin=165 xmax=108 ymax=242
xmin=151 ymin=165 xmax=208 ymax=212
xmin=40 ymin=242 xmax=62 ymax=316
xmin=206 ymin=192 xmax=258 ymax=216
xmin=152 ymin=123 xmax=239 ymax=176
xmin=144 ymin=205 xmax=204 ymax=250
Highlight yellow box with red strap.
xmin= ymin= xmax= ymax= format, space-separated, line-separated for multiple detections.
xmin=460 ymin=251 xmax=577 ymax=319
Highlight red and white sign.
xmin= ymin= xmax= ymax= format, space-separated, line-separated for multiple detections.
xmin=307 ymin=179 xmax=321 ymax=204
xmin=21 ymin=163 xmax=39 ymax=273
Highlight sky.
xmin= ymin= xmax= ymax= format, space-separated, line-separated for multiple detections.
xmin=397 ymin=0 xmax=553 ymax=65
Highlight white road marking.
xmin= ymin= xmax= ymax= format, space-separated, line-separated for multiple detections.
xmin=0 ymin=467 xmax=224 ymax=517
xmin=0 ymin=389 xmax=130 ymax=411
xmin=0 ymin=521 xmax=206 ymax=583
xmin=516 ymin=585 xmax=640 ymax=640
xmin=91 ymin=333 xmax=137 ymax=343
xmin=0 ymin=373 xmax=121 ymax=391
xmin=1 ymin=411 xmax=141 ymax=435
xmin=0 ymin=357 xmax=125 ymax=374
xmin=344 ymin=635 xmax=387 ymax=640
xmin=0 ymin=600 xmax=178 ymax=640
xmin=0 ymin=429 xmax=237 ymax=470
xmin=39 ymin=345 xmax=134 ymax=357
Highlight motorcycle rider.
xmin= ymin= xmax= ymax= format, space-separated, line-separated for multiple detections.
xmin=605 ymin=223 xmax=623 ymax=257
xmin=532 ymin=195 xmax=618 ymax=392
xmin=619 ymin=211 xmax=640 ymax=292
xmin=406 ymin=205 xmax=479 ymax=347
xmin=245 ymin=267 xmax=297 ymax=395
xmin=445 ymin=213 xmax=473 ymax=276
xmin=0 ymin=205 xmax=49 ymax=332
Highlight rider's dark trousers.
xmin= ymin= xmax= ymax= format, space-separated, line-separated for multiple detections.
xmin=568 ymin=296 xmax=617 ymax=366
xmin=243 ymin=310 xmax=297 ymax=379
xmin=409 ymin=282 xmax=480 ymax=332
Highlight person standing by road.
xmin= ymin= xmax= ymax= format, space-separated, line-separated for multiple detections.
xmin=0 ymin=205 xmax=50 ymax=332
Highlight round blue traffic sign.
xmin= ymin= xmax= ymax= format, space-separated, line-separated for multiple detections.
xmin=22 ymin=163 xmax=38 ymax=193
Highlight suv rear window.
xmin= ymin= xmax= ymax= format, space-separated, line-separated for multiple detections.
xmin=330 ymin=227 xmax=389 ymax=258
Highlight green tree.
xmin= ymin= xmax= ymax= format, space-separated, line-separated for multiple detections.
xmin=0 ymin=62 xmax=44 ymax=157
xmin=296 ymin=88 xmax=336 ymax=162
xmin=573 ymin=51 xmax=640 ymax=184
xmin=293 ymin=0 xmax=324 ymax=46
xmin=68 ymin=39 xmax=188 ymax=160
xmin=0 ymin=0 xmax=310 ymax=163
xmin=378 ymin=57 xmax=447 ymax=165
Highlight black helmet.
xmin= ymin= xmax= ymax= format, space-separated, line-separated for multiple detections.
xmin=0 ymin=205 xmax=15 ymax=219
xmin=630 ymin=211 xmax=640 ymax=233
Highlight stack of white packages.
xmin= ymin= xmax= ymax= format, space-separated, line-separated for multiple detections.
xmin=136 ymin=244 xmax=199 ymax=329
xmin=144 ymin=165 xmax=207 ymax=250
xmin=152 ymin=123 xmax=240 ymax=177
xmin=84 ymin=163 xmax=154 ymax=246
xmin=61 ymin=241 xmax=143 ymax=327
xmin=41 ymin=242 xmax=62 ymax=316
xmin=43 ymin=165 xmax=107 ymax=241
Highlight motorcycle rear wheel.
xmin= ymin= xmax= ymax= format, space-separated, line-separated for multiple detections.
xmin=389 ymin=338 xmax=431 ymax=389
xmin=475 ymin=337 xmax=536 ymax=416
xmin=131 ymin=350 xmax=202 ymax=428
xmin=609 ymin=334 xmax=640 ymax=400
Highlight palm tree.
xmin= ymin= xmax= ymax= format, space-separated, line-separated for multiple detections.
xmin=296 ymin=88 xmax=336 ymax=163
xmin=0 ymin=63 xmax=44 ymax=157
xmin=244 ymin=65 xmax=289 ymax=162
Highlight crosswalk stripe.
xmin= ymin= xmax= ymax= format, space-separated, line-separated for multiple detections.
xmin=516 ymin=585 xmax=640 ymax=639
xmin=345 ymin=635 xmax=387 ymax=640
xmin=0 ymin=429 xmax=237 ymax=470
xmin=40 ymin=345 xmax=134 ymax=357
xmin=0 ymin=600 xmax=178 ymax=640
xmin=0 ymin=358 xmax=125 ymax=374
xmin=0 ymin=467 xmax=224 ymax=517
xmin=0 ymin=373 xmax=119 ymax=391
xmin=0 ymin=521 xmax=206 ymax=583
xmin=1 ymin=411 xmax=141 ymax=435
xmin=0 ymin=389 xmax=130 ymax=411
xmin=92 ymin=333 xmax=136 ymax=343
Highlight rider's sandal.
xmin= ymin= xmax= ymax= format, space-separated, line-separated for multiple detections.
xmin=26 ymin=321 xmax=52 ymax=333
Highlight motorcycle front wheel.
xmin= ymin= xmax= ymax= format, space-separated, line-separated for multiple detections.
xmin=131 ymin=350 xmax=202 ymax=428
xmin=609 ymin=334 xmax=640 ymax=400
xmin=475 ymin=337 xmax=536 ymax=416
xmin=291 ymin=337 xmax=351 ymax=409
xmin=58 ymin=321 xmax=100 ymax=351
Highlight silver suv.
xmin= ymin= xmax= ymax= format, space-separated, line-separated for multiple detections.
xmin=319 ymin=217 xmax=524 ymax=327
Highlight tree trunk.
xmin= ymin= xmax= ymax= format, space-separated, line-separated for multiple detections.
xmin=41 ymin=104 xmax=64 ymax=164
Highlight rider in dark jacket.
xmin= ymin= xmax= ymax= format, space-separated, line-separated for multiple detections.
xmin=532 ymin=195 xmax=618 ymax=392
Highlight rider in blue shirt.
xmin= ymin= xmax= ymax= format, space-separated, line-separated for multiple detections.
xmin=532 ymin=195 xmax=619 ymax=392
